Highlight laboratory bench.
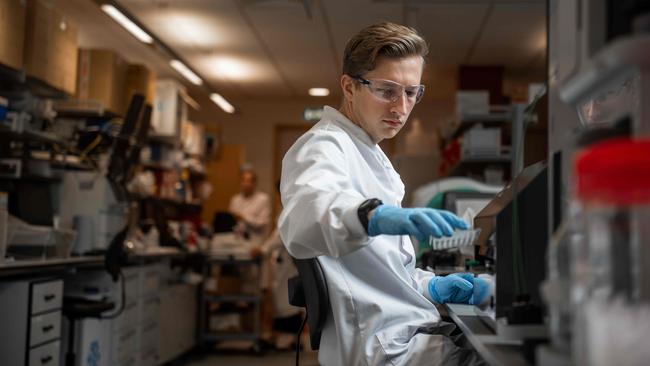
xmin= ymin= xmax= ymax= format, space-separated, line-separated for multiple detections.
xmin=0 ymin=249 xmax=193 ymax=278
xmin=0 ymin=249 xmax=200 ymax=366
xmin=444 ymin=304 xmax=533 ymax=366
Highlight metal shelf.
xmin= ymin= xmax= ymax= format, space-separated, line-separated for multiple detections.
xmin=148 ymin=134 xmax=178 ymax=147
xmin=459 ymin=112 xmax=513 ymax=124
xmin=53 ymin=99 xmax=120 ymax=119
xmin=460 ymin=155 xmax=512 ymax=163
xmin=204 ymin=294 xmax=260 ymax=303
xmin=201 ymin=333 xmax=260 ymax=342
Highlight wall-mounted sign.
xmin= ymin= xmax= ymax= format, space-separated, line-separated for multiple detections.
xmin=303 ymin=107 xmax=324 ymax=122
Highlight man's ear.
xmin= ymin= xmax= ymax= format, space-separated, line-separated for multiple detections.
xmin=340 ymin=74 xmax=356 ymax=101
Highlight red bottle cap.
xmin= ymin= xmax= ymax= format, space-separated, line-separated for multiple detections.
xmin=574 ymin=138 xmax=650 ymax=206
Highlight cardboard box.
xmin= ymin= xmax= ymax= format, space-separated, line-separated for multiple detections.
xmin=151 ymin=79 xmax=186 ymax=137
xmin=456 ymin=90 xmax=490 ymax=116
xmin=0 ymin=0 xmax=26 ymax=70
xmin=23 ymin=0 xmax=78 ymax=94
xmin=124 ymin=64 xmax=156 ymax=108
xmin=76 ymin=49 xmax=128 ymax=115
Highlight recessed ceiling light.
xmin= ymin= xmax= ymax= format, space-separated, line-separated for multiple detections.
xmin=210 ymin=93 xmax=235 ymax=114
xmin=170 ymin=60 xmax=203 ymax=85
xmin=309 ymin=88 xmax=330 ymax=97
xmin=101 ymin=4 xmax=153 ymax=44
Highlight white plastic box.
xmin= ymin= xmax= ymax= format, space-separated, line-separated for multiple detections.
xmin=462 ymin=127 xmax=502 ymax=157
xmin=456 ymin=90 xmax=490 ymax=116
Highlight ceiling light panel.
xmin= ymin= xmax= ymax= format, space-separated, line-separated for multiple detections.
xmin=101 ymin=4 xmax=154 ymax=44
xmin=170 ymin=59 xmax=203 ymax=85
xmin=309 ymin=88 xmax=330 ymax=97
xmin=210 ymin=93 xmax=235 ymax=114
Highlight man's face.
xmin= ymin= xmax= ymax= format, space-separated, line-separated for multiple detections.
xmin=341 ymin=55 xmax=424 ymax=143
xmin=240 ymin=172 xmax=256 ymax=196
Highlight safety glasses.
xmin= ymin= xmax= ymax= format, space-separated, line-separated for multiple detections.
xmin=354 ymin=76 xmax=425 ymax=104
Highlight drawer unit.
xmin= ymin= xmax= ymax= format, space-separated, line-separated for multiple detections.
xmin=28 ymin=340 xmax=60 ymax=366
xmin=139 ymin=347 xmax=159 ymax=366
xmin=0 ymin=278 xmax=63 ymax=366
xmin=139 ymin=296 xmax=160 ymax=325
xmin=29 ymin=311 xmax=61 ymax=347
xmin=115 ymin=355 xmax=136 ymax=366
xmin=111 ymin=327 xmax=137 ymax=362
xmin=139 ymin=322 xmax=159 ymax=353
xmin=140 ymin=265 xmax=161 ymax=297
xmin=123 ymin=272 xmax=140 ymax=301
xmin=31 ymin=280 xmax=63 ymax=314
xmin=112 ymin=301 xmax=138 ymax=332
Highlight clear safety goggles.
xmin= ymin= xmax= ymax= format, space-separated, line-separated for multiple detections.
xmin=354 ymin=76 xmax=425 ymax=104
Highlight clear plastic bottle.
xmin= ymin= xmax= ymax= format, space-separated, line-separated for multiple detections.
xmin=570 ymin=138 xmax=650 ymax=365
xmin=545 ymin=217 xmax=579 ymax=354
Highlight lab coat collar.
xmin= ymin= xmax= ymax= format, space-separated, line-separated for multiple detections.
xmin=322 ymin=106 xmax=376 ymax=147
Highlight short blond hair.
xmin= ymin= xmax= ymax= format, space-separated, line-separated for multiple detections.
xmin=342 ymin=22 xmax=428 ymax=77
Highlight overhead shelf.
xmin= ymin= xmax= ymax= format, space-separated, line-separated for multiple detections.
xmin=53 ymin=99 xmax=120 ymax=119
xmin=458 ymin=111 xmax=513 ymax=124
xmin=460 ymin=154 xmax=512 ymax=164
xmin=0 ymin=63 xmax=69 ymax=100
xmin=148 ymin=134 xmax=178 ymax=147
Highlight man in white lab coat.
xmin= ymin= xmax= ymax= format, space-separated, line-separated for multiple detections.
xmin=229 ymin=168 xmax=271 ymax=246
xmin=279 ymin=22 xmax=488 ymax=365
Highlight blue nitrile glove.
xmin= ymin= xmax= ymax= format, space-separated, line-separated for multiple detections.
xmin=367 ymin=205 xmax=468 ymax=242
xmin=470 ymin=276 xmax=491 ymax=306
xmin=428 ymin=273 xmax=474 ymax=304
xmin=428 ymin=273 xmax=492 ymax=305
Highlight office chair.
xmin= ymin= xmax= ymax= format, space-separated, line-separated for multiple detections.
xmin=288 ymin=257 xmax=330 ymax=352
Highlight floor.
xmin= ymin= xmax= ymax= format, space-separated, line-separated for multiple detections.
xmin=179 ymin=349 xmax=319 ymax=366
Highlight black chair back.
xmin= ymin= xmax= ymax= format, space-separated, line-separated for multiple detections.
xmin=288 ymin=257 xmax=330 ymax=350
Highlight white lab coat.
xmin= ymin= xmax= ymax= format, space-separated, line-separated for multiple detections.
xmin=279 ymin=107 xmax=483 ymax=366
xmin=229 ymin=190 xmax=271 ymax=246
xmin=260 ymin=228 xmax=300 ymax=317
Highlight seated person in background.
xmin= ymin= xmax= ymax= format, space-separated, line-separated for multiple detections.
xmin=229 ymin=168 xmax=271 ymax=246
xmin=260 ymin=226 xmax=303 ymax=350
xmin=258 ymin=181 xmax=302 ymax=349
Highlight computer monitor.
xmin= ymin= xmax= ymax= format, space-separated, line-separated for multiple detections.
xmin=474 ymin=161 xmax=548 ymax=321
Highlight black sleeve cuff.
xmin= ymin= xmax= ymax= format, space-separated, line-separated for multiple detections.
xmin=357 ymin=198 xmax=383 ymax=234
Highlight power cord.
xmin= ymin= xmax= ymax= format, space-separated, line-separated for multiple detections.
xmin=99 ymin=270 xmax=126 ymax=319
xmin=295 ymin=313 xmax=308 ymax=366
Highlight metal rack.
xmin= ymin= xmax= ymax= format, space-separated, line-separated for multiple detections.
xmin=448 ymin=104 xmax=529 ymax=182
xmin=198 ymin=254 xmax=263 ymax=353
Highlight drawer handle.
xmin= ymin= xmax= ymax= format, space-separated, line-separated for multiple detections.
xmin=41 ymin=355 xmax=53 ymax=364
xmin=43 ymin=294 xmax=56 ymax=301
xmin=42 ymin=325 xmax=54 ymax=332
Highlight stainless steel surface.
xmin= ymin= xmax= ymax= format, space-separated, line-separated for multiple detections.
xmin=446 ymin=303 xmax=531 ymax=366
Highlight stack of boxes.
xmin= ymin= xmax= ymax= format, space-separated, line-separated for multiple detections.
xmin=23 ymin=0 xmax=78 ymax=94
xmin=77 ymin=49 xmax=156 ymax=115
xmin=0 ymin=1 xmax=155 ymax=113
xmin=0 ymin=0 xmax=26 ymax=71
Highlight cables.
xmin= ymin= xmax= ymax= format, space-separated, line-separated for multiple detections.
xmin=510 ymin=83 xmax=548 ymax=296
xmin=295 ymin=314 xmax=308 ymax=366
xmin=99 ymin=270 xmax=127 ymax=320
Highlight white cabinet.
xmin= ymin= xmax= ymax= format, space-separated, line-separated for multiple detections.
xmin=151 ymin=79 xmax=187 ymax=138
xmin=159 ymin=283 xmax=197 ymax=364
xmin=0 ymin=278 xmax=63 ymax=366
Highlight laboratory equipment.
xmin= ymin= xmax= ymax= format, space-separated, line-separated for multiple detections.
xmin=568 ymin=138 xmax=650 ymax=365
xmin=474 ymin=161 xmax=548 ymax=324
